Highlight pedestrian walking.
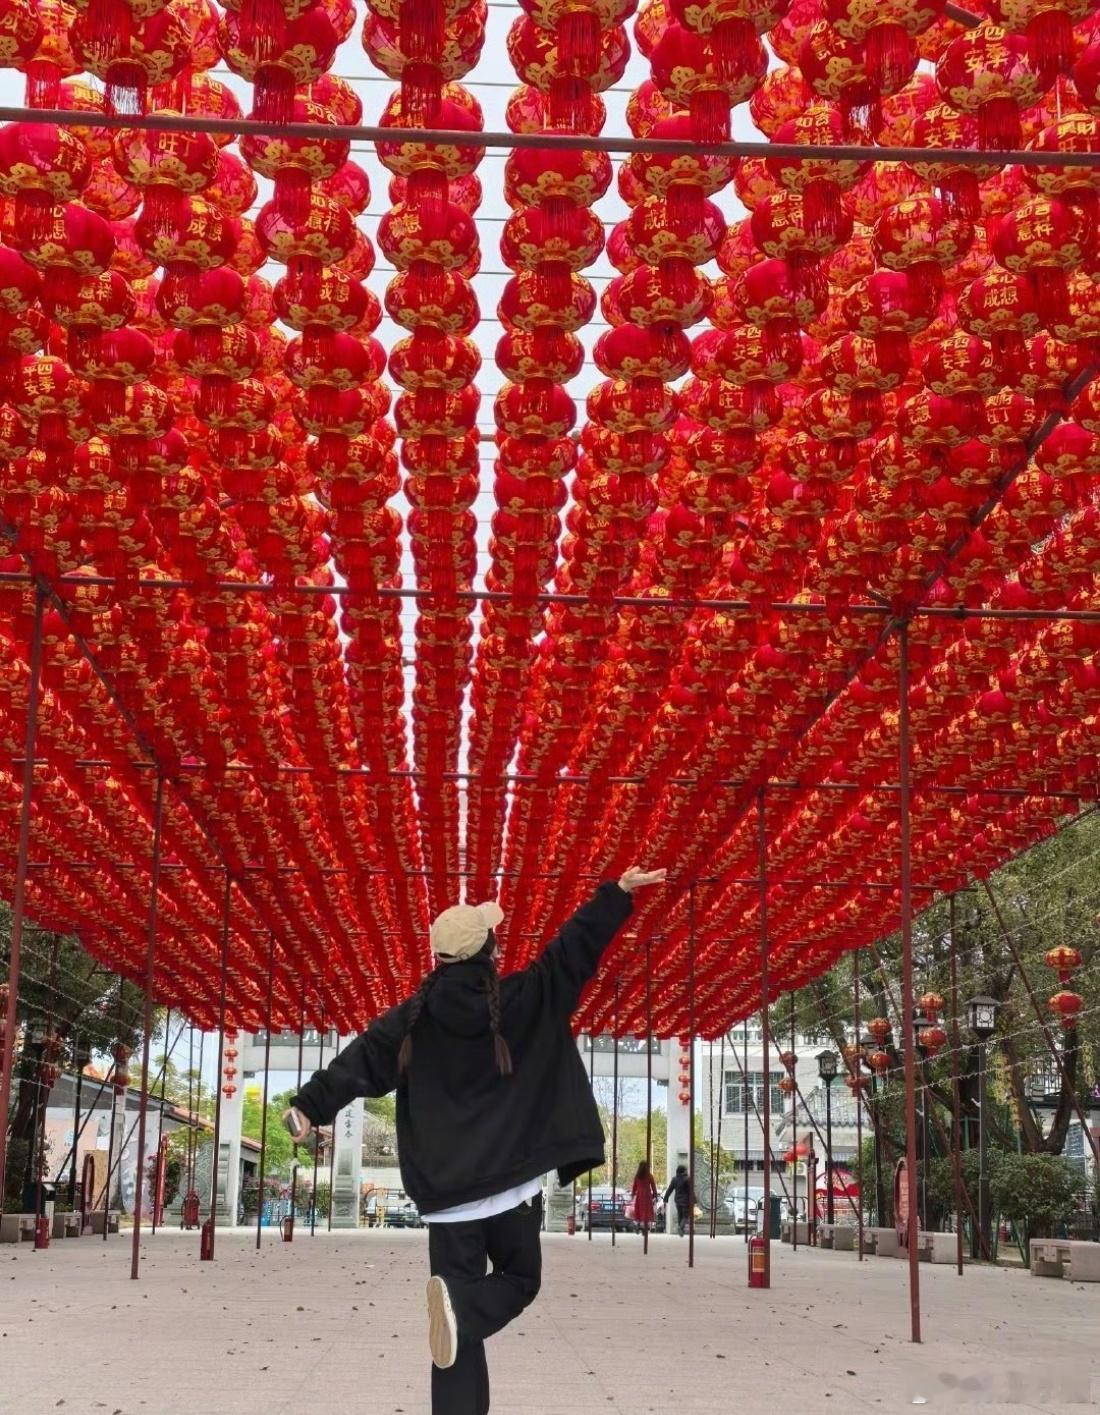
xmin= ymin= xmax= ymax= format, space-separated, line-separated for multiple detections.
xmin=284 ymin=865 xmax=666 ymax=1415
xmin=630 ymin=1159 xmax=659 ymax=1238
xmin=664 ymin=1164 xmax=693 ymax=1237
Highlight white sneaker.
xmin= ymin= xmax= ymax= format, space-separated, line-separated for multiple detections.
xmin=426 ymin=1275 xmax=458 ymax=1369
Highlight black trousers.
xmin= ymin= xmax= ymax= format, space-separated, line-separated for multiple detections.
xmin=427 ymin=1195 xmax=543 ymax=1415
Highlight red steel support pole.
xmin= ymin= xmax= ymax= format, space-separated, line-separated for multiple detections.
xmin=644 ymin=936 xmax=652 ymax=1257
xmin=854 ymin=949 xmax=865 ymax=1261
xmin=204 ymin=871 xmax=232 ymax=1260
xmin=758 ymin=789 xmax=772 ymax=1288
xmin=949 ymin=896 xmax=965 ymax=1277
xmin=256 ymin=934 xmax=275 ymax=1250
xmin=0 ymin=584 xmax=45 ymax=1211
xmin=687 ymin=882 xmax=697 ymax=1270
xmin=151 ymin=1008 xmax=171 ymax=1236
xmin=899 ymin=625 xmax=923 ymax=1344
xmin=310 ymin=1015 xmax=325 ymax=1236
xmin=327 ymin=1030 xmax=341 ymax=1232
xmin=611 ymin=981 xmax=620 ymax=1250
xmin=587 ymin=1033 xmax=594 ymax=1242
xmin=791 ymin=994 xmax=798 ymax=1253
xmin=130 ymin=773 xmax=165 ymax=1279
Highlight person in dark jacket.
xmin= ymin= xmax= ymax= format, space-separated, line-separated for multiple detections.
xmin=284 ymin=865 xmax=666 ymax=1415
xmin=664 ymin=1164 xmax=693 ymax=1237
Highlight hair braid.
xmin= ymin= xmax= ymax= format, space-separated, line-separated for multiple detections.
xmin=398 ymin=969 xmax=441 ymax=1073
xmin=485 ymin=962 xmax=513 ymax=1077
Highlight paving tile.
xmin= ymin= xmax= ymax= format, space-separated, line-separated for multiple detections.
xmin=1 ymin=1228 xmax=1098 ymax=1414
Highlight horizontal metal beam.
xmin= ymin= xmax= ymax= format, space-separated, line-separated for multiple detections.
xmin=2 ymin=571 xmax=1096 ymax=622
xmin=5 ymin=758 xmax=1090 ymax=801
xmin=0 ymin=106 xmax=1095 ymax=170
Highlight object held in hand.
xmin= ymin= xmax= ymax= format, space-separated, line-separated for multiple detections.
xmin=283 ymin=1106 xmax=318 ymax=1154
xmin=618 ymin=866 xmax=668 ymax=893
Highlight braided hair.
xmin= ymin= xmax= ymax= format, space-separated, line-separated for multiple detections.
xmin=397 ymin=968 xmax=442 ymax=1073
xmin=397 ymin=931 xmax=513 ymax=1077
xmin=483 ymin=932 xmax=513 ymax=1077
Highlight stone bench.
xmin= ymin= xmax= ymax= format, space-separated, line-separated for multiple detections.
xmin=926 ymin=1232 xmax=957 ymax=1264
xmin=1030 ymin=1239 xmax=1100 ymax=1282
xmin=88 ymin=1210 xmax=120 ymax=1235
xmin=780 ymin=1219 xmax=811 ymax=1245
xmin=51 ymin=1212 xmax=81 ymax=1239
xmin=867 ymin=1226 xmax=899 ymax=1257
xmin=819 ymin=1223 xmax=855 ymax=1251
xmin=0 ymin=1213 xmax=37 ymax=1244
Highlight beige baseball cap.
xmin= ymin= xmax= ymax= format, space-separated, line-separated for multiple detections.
xmin=429 ymin=900 xmax=505 ymax=962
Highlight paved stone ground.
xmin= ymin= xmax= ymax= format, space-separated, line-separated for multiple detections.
xmin=1 ymin=1227 xmax=1098 ymax=1414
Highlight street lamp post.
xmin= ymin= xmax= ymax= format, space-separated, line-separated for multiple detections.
xmin=861 ymin=1029 xmax=889 ymax=1227
xmin=966 ymin=996 xmax=1000 ymax=1262
xmin=816 ymin=1050 xmax=839 ymax=1225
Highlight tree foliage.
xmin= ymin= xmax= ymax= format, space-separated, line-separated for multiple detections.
xmin=779 ymin=811 xmax=1100 ymax=1177
xmin=990 ymin=1153 xmax=1080 ymax=1239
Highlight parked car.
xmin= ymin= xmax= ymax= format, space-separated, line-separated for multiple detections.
xmin=386 ymin=1194 xmax=422 ymax=1229
xmin=581 ymin=1185 xmax=630 ymax=1232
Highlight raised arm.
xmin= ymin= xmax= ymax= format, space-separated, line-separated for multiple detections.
xmin=290 ymin=1001 xmax=408 ymax=1128
xmin=528 ymin=866 xmax=666 ymax=1016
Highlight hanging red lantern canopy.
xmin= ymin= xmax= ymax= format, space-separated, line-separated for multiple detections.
xmin=11 ymin=200 xmax=114 ymax=305
xmin=986 ymin=0 xmax=1090 ymax=73
xmin=510 ymin=80 xmax=608 ymax=137
xmin=767 ymin=106 xmax=869 ymax=240
xmin=823 ymin=0 xmax=943 ymax=91
xmin=651 ymin=20 xmax=768 ymax=141
xmin=389 ymin=267 xmax=479 ymax=334
xmin=362 ymin=2 xmax=486 ymax=127
xmin=989 ymin=194 xmax=1095 ymax=328
xmin=752 ymin=187 xmax=854 ymax=272
xmin=71 ymin=2 xmax=193 ymax=116
xmin=956 ymin=267 xmax=1041 ymax=383
xmin=800 ymin=19 xmax=915 ymax=120
xmin=240 ymin=96 xmax=350 ymax=224
xmin=202 ymin=150 xmax=259 ymax=221
xmin=71 ymin=325 xmax=157 ymax=422
xmin=1044 ymin=943 xmax=1082 ymax=982
xmin=907 ymin=102 xmax=1002 ymax=221
xmin=496 ymin=329 xmax=584 ymax=384
xmin=627 ymin=113 xmax=737 ymax=229
xmin=936 ymin=25 xmax=1058 ymax=150
xmin=220 ymin=2 xmax=339 ymax=123
xmin=507 ymin=12 xmax=630 ymax=130
xmin=376 ymin=84 xmax=482 ymax=209
xmin=873 ymin=194 xmax=973 ymax=308
xmin=112 ymin=123 xmax=220 ymax=242
xmin=749 ymin=63 xmax=815 ymax=137
xmin=1048 ymin=989 xmax=1082 ymax=1026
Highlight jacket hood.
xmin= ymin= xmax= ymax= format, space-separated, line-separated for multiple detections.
xmin=424 ymin=955 xmax=495 ymax=1039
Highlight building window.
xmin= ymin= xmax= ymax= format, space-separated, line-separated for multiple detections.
xmin=724 ymin=1070 xmax=785 ymax=1114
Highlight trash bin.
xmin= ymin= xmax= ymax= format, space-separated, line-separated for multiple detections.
xmin=756 ymin=1195 xmax=781 ymax=1240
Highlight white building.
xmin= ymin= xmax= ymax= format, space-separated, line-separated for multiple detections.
xmin=699 ymin=1025 xmax=860 ymax=1188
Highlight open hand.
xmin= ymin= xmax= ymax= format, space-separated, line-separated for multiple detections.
xmin=618 ymin=866 xmax=667 ymax=893
xmin=283 ymin=1106 xmax=312 ymax=1144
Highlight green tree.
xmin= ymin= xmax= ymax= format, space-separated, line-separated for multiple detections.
xmin=990 ymin=1153 xmax=1080 ymax=1241
xmin=241 ymin=1086 xmax=297 ymax=1175
xmin=2 ymin=908 xmax=149 ymax=1205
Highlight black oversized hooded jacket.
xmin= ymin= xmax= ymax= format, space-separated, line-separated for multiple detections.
xmin=292 ymin=881 xmax=633 ymax=1214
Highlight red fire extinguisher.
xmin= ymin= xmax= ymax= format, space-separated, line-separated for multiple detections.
xmin=566 ymin=1214 xmax=576 ymax=1236
xmin=748 ymin=1235 xmax=768 ymax=1289
xmin=200 ymin=1218 xmax=214 ymax=1261
xmin=34 ymin=1214 xmax=50 ymax=1250
xmin=181 ymin=1190 xmax=199 ymax=1229
xmin=281 ymin=1214 xmax=295 ymax=1242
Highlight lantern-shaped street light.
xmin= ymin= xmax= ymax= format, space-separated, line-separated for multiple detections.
xmin=967 ymin=995 xmax=1000 ymax=1260
xmin=816 ymin=1050 xmax=839 ymax=1224
xmin=859 ymin=1032 xmax=885 ymax=1226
